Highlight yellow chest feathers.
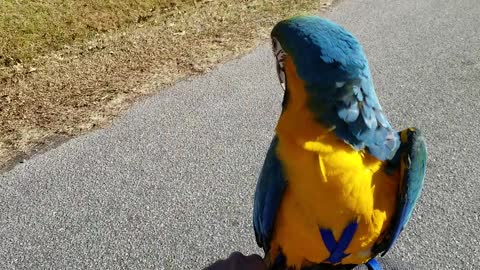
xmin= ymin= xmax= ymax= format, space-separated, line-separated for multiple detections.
xmin=270 ymin=132 xmax=399 ymax=267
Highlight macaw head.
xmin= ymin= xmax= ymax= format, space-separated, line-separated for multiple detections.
xmin=270 ymin=16 xmax=399 ymax=161
xmin=271 ymin=15 xmax=372 ymax=110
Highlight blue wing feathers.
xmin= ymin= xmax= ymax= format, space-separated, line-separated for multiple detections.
xmin=373 ymin=128 xmax=427 ymax=255
xmin=337 ymin=101 xmax=360 ymax=122
xmin=361 ymin=105 xmax=377 ymax=129
xmin=253 ymin=136 xmax=287 ymax=250
xmin=353 ymin=85 xmax=364 ymax=100
xmin=392 ymin=130 xmax=427 ymax=241
xmin=374 ymin=109 xmax=389 ymax=128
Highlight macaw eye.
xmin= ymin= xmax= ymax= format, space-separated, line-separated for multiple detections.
xmin=272 ymin=38 xmax=287 ymax=91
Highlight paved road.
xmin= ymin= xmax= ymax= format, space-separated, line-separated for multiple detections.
xmin=1 ymin=0 xmax=479 ymax=269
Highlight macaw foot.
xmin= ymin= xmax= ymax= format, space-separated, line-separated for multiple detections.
xmin=365 ymin=258 xmax=382 ymax=270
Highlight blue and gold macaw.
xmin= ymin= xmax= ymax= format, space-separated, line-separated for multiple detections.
xmin=253 ymin=16 xmax=427 ymax=270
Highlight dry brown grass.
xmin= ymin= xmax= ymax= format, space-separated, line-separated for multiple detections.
xmin=0 ymin=0 xmax=195 ymax=66
xmin=0 ymin=0 xmax=333 ymax=170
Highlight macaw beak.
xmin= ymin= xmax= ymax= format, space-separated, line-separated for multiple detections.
xmin=272 ymin=38 xmax=286 ymax=91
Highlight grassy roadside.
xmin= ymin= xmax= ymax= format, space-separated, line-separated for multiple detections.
xmin=1 ymin=0 xmax=201 ymax=67
xmin=0 ymin=0 xmax=333 ymax=170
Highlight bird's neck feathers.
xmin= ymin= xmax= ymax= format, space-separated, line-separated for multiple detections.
xmin=275 ymin=56 xmax=345 ymax=151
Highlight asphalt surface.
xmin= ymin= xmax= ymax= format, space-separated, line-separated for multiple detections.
xmin=1 ymin=0 xmax=479 ymax=269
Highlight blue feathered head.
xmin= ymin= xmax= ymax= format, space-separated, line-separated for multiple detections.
xmin=271 ymin=16 xmax=369 ymax=86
